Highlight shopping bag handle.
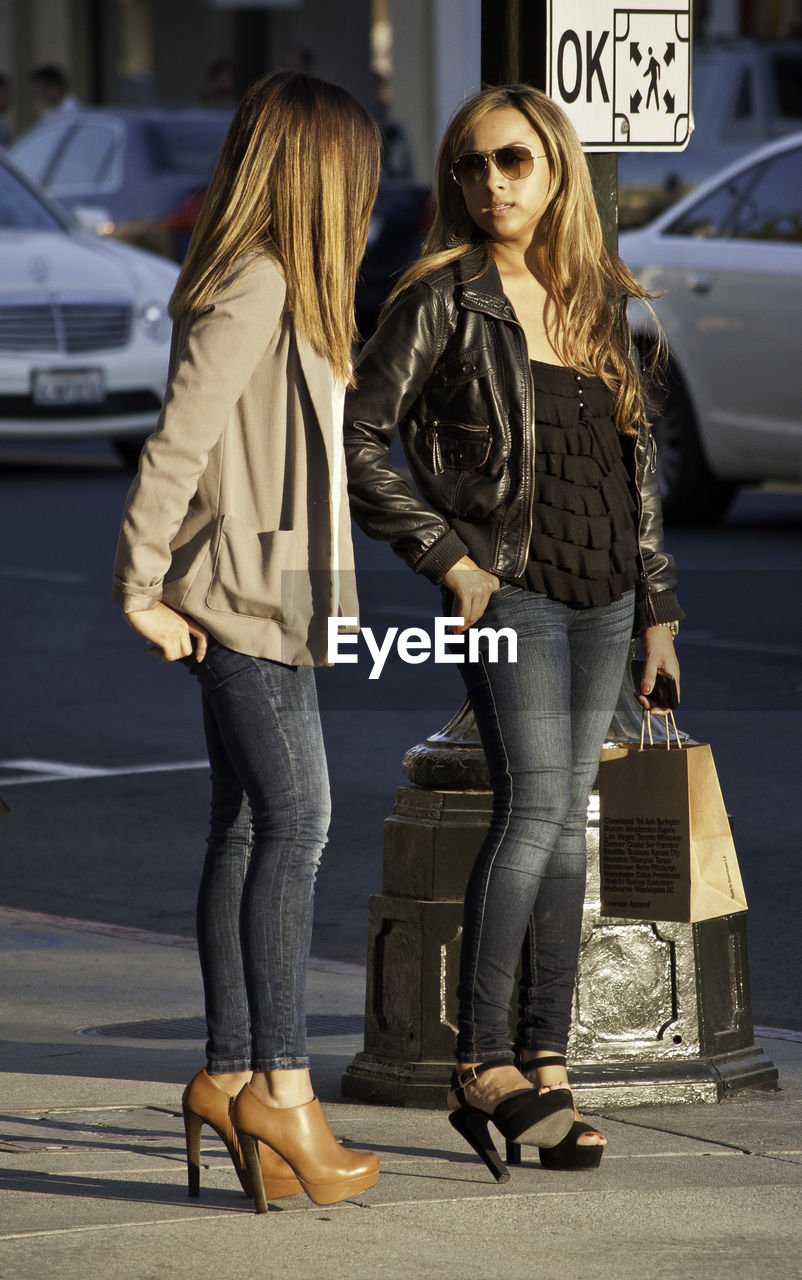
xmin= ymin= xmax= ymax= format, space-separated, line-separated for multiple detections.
xmin=640 ymin=708 xmax=682 ymax=750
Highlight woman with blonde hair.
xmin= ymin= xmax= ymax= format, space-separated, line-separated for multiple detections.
xmin=345 ymin=85 xmax=682 ymax=1178
xmin=112 ymin=71 xmax=381 ymax=1213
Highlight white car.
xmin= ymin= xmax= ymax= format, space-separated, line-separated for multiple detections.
xmin=621 ymin=131 xmax=802 ymax=524
xmin=619 ymin=40 xmax=802 ymax=227
xmin=0 ymin=153 xmax=178 ymax=463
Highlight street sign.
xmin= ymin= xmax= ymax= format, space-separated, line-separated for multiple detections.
xmin=546 ymin=2 xmax=692 ymax=151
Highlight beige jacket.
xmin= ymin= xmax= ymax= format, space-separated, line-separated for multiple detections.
xmin=112 ymin=253 xmax=358 ymax=666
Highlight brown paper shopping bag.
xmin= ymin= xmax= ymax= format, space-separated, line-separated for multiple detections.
xmin=599 ymin=713 xmax=748 ymax=922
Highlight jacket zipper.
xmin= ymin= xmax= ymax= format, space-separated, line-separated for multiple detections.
xmin=461 ymin=292 xmax=535 ymax=576
xmin=500 ymin=309 xmax=536 ymax=577
xmin=634 ymin=426 xmax=658 ymax=626
xmin=520 ymin=352 xmax=536 ymax=577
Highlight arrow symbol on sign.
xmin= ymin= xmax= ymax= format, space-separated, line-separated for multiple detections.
xmin=665 ymin=42 xmax=675 ymax=66
xmin=630 ymin=42 xmax=642 ymax=65
xmin=663 ymin=90 xmax=675 ymax=113
xmin=630 ymin=89 xmax=642 ymax=114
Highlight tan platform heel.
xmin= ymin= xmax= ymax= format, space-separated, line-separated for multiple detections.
xmin=233 ymin=1082 xmax=379 ymax=1213
xmin=182 ymin=1069 xmax=302 ymax=1200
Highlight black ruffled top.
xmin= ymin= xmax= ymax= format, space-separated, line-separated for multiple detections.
xmin=520 ymin=360 xmax=639 ymax=607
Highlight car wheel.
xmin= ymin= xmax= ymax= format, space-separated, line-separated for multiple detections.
xmin=649 ymin=362 xmax=735 ymax=525
xmin=114 ymin=436 xmax=147 ymax=468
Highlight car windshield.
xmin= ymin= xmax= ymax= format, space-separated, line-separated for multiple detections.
xmin=0 ymin=162 xmax=64 ymax=231
xmin=665 ymin=143 xmax=802 ymax=242
xmin=146 ymin=118 xmax=230 ymax=177
xmin=727 ymin=146 xmax=802 ymax=241
xmin=665 ymin=168 xmax=759 ymax=238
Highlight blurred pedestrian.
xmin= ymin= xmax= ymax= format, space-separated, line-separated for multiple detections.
xmin=30 ymin=64 xmax=80 ymax=117
xmin=284 ymin=46 xmax=316 ymax=75
xmin=112 ymin=71 xmax=381 ymax=1213
xmin=199 ymin=57 xmax=237 ymax=109
xmin=345 ymin=84 xmax=682 ymax=1178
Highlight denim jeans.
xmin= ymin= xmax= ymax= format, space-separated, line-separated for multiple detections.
xmin=454 ymin=584 xmax=635 ymax=1062
xmin=185 ymin=640 xmax=330 ymax=1072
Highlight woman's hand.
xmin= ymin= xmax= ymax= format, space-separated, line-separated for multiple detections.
xmin=636 ymin=626 xmax=680 ymax=715
xmin=124 ymin=603 xmax=209 ymax=663
xmin=442 ymin=556 xmax=501 ymax=631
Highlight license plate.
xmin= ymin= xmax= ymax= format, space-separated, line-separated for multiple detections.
xmin=32 ymin=368 xmax=105 ymax=406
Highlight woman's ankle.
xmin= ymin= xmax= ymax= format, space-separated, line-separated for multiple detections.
xmin=517 ymin=1051 xmax=571 ymax=1092
xmin=208 ymin=1069 xmax=252 ymax=1094
xmin=518 ymin=1049 xmax=567 ymax=1062
xmin=249 ymin=1068 xmax=314 ymax=1108
xmin=451 ymin=1062 xmax=534 ymax=1111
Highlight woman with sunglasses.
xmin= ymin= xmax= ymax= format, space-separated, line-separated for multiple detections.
xmin=112 ymin=72 xmax=381 ymax=1212
xmin=344 ymin=85 xmax=682 ymax=1178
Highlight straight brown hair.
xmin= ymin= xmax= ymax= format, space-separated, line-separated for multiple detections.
xmin=170 ymin=71 xmax=381 ymax=384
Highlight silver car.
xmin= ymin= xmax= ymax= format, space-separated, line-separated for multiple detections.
xmin=621 ymin=131 xmax=802 ymax=524
xmin=619 ymin=40 xmax=802 ymax=228
xmin=0 ymin=153 xmax=178 ymax=463
xmin=9 ymin=107 xmax=231 ymax=260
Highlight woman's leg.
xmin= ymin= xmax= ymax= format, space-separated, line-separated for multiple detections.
xmin=455 ymin=587 xmax=634 ymax=1065
xmin=195 ymin=688 xmax=253 ymax=1076
xmin=192 ymin=641 xmax=330 ymax=1082
xmin=189 ymin=644 xmax=379 ymax=1208
xmin=455 ymin=587 xmax=574 ymax=1065
xmin=516 ymin=589 xmax=635 ymax=1056
xmin=185 ymin=650 xmax=378 ymax=1208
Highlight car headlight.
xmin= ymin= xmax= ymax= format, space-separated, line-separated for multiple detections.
xmin=139 ymin=300 xmax=171 ymax=343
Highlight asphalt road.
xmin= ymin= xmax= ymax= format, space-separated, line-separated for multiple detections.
xmin=0 ymin=441 xmax=800 ymax=1031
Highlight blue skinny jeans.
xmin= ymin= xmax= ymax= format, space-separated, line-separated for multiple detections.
xmin=454 ymin=584 xmax=635 ymax=1063
xmin=185 ymin=639 xmax=330 ymax=1072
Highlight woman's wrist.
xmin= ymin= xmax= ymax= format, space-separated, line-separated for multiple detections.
xmin=643 ymin=620 xmax=680 ymax=637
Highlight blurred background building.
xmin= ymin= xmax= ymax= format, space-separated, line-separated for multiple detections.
xmin=1 ymin=0 xmax=797 ymax=178
xmin=0 ymin=0 xmax=481 ymax=181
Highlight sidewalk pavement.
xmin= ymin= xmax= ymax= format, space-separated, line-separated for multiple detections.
xmin=0 ymin=906 xmax=799 ymax=1280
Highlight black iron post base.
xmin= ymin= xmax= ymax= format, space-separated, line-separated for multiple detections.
xmin=342 ymin=1046 xmax=777 ymax=1111
xmin=341 ymin=771 xmax=777 ymax=1110
xmin=567 ymin=1047 xmax=780 ymax=1108
xmin=341 ymin=1055 xmax=454 ymax=1110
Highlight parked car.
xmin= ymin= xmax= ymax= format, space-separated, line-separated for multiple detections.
xmin=619 ymin=40 xmax=802 ymax=228
xmin=621 ymin=131 xmax=802 ymax=524
xmin=0 ymin=152 xmax=178 ymax=463
xmin=8 ymin=107 xmax=231 ymax=259
xmin=9 ymin=106 xmax=430 ymax=336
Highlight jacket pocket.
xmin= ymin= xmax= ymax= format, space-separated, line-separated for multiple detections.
xmin=424 ymin=421 xmax=492 ymax=473
xmin=437 ymin=344 xmax=495 ymax=386
xmin=206 ymin=515 xmax=297 ymax=622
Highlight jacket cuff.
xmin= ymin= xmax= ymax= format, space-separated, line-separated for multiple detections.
xmin=111 ymin=580 xmax=162 ymax=613
xmin=412 ymin=529 xmax=471 ymax=584
xmin=634 ymin=588 xmax=684 ymax=635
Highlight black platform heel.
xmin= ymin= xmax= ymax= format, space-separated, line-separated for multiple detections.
xmin=448 ymin=1059 xmax=574 ymax=1182
xmin=448 ymin=1107 xmax=510 ymax=1184
xmin=507 ymin=1054 xmax=606 ymax=1171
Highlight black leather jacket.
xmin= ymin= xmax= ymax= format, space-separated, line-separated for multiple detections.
xmin=345 ymin=248 xmax=681 ymax=634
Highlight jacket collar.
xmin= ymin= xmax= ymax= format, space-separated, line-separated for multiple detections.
xmin=456 ymin=246 xmax=517 ymax=323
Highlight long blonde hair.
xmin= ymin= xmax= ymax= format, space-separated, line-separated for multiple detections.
xmin=393 ymin=85 xmax=657 ymax=433
xmin=170 ymin=71 xmax=381 ymax=385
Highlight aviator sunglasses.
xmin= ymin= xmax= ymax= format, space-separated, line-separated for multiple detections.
xmin=450 ymin=143 xmax=546 ymax=187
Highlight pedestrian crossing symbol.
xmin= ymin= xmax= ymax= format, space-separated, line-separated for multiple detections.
xmin=547 ymin=2 xmax=692 ymax=151
xmin=614 ymin=10 xmax=691 ymax=146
